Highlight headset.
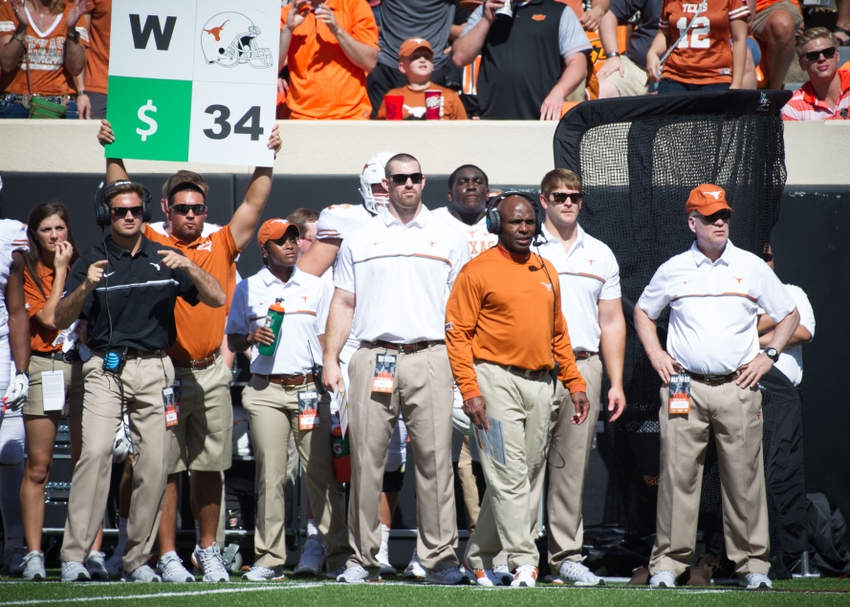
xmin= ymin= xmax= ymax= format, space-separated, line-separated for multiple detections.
xmin=94 ymin=181 xmax=152 ymax=227
xmin=485 ymin=191 xmax=545 ymax=240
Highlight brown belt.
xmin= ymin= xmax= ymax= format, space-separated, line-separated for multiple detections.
xmin=361 ymin=339 xmax=444 ymax=354
xmin=172 ymin=349 xmax=221 ymax=371
xmin=504 ymin=365 xmax=550 ymax=380
xmin=688 ymin=370 xmax=741 ymax=387
xmin=255 ymin=372 xmax=315 ymax=387
xmin=573 ymin=351 xmax=597 ymax=360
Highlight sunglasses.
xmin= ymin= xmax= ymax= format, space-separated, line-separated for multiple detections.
xmin=549 ymin=192 xmax=581 ymax=204
xmin=760 ymin=251 xmax=774 ymax=262
xmin=170 ymin=204 xmax=208 ymax=216
xmin=390 ymin=173 xmax=424 ymax=185
xmin=698 ymin=209 xmax=732 ymax=223
xmin=110 ymin=206 xmax=143 ymax=218
xmin=804 ymin=46 xmax=837 ymax=61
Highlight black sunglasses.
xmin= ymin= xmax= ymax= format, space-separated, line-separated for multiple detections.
xmin=698 ymin=209 xmax=732 ymax=223
xmin=170 ymin=204 xmax=208 ymax=216
xmin=390 ymin=173 xmax=424 ymax=185
xmin=804 ymin=46 xmax=837 ymax=61
xmin=549 ymin=192 xmax=581 ymax=204
xmin=110 ymin=206 xmax=143 ymax=218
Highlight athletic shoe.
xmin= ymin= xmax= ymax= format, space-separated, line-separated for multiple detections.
xmin=493 ymin=563 xmax=513 ymax=586
xmin=559 ymin=559 xmax=603 ymax=586
xmin=104 ymin=551 xmax=123 ymax=578
xmin=510 ymin=565 xmax=538 ymax=588
xmin=744 ymin=572 xmax=772 ymax=590
xmin=22 ymin=551 xmax=46 ymax=581
xmin=293 ymin=537 xmax=325 ymax=577
xmin=193 ymin=543 xmax=230 ymax=582
xmin=122 ymin=564 xmax=162 ymax=582
xmin=158 ymin=551 xmax=195 ymax=583
xmin=403 ymin=552 xmax=426 ymax=580
xmin=469 ymin=567 xmax=501 ymax=586
xmin=336 ymin=564 xmax=381 ymax=583
xmin=85 ymin=551 xmax=110 ymax=581
xmin=649 ymin=570 xmax=677 ymax=588
xmin=425 ymin=566 xmax=467 ymax=585
xmin=241 ymin=565 xmax=286 ymax=581
xmin=376 ymin=542 xmax=397 ymax=576
xmin=324 ymin=565 xmax=346 ymax=580
xmin=3 ymin=548 xmax=26 ymax=576
xmin=61 ymin=561 xmax=91 ymax=582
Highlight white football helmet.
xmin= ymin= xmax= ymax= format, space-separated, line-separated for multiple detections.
xmin=359 ymin=151 xmax=397 ymax=214
xmin=201 ymin=12 xmax=273 ymax=69
xmin=112 ymin=419 xmax=132 ymax=463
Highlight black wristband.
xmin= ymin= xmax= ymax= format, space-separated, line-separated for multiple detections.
xmin=67 ymin=29 xmax=79 ymax=43
xmin=16 ymin=370 xmax=28 ymax=379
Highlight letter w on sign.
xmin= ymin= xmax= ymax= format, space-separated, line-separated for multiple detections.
xmin=130 ymin=14 xmax=177 ymax=50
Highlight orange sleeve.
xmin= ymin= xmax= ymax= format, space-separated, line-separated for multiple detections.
xmin=550 ymin=270 xmax=586 ymax=393
xmin=445 ymin=267 xmax=484 ymax=400
xmin=446 ymin=89 xmax=468 ymax=120
xmin=348 ymin=0 xmax=379 ymax=48
xmin=23 ymin=266 xmax=46 ymax=319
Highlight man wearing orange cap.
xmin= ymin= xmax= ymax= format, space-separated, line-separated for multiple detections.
xmin=634 ymin=184 xmax=800 ymax=590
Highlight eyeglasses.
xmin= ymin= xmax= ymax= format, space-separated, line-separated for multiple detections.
xmin=110 ymin=206 xmax=143 ymax=218
xmin=804 ymin=46 xmax=837 ymax=61
xmin=390 ymin=173 xmax=424 ymax=185
xmin=549 ymin=192 xmax=581 ymax=204
xmin=170 ymin=204 xmax=208 ymax=216
xmin=698 ymin=209 xmax=732 ymax=223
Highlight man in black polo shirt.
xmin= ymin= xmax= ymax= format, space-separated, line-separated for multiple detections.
xmin=54 ymin=181 xmax=225 ymax=583
xmin=452 ymin=0 xmax=592 ymax=120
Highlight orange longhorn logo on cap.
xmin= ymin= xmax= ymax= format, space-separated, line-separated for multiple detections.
xmin=704 ymin=190 xmax=723 ymax=200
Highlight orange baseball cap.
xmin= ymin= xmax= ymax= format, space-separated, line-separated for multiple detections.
xmin=685 ymin=184 xmax=733 ymax=216
xmin=257 ymin=219 xmax=299 ymax=249
xmin=399 ymin=38 xmax=433 ymax=59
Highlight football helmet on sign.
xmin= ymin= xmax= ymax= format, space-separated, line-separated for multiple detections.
xmin=201 ymin=12 xmax=273 ymax=69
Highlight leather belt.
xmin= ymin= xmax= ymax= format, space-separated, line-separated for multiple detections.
xmin=93 ymin=349 xmax=164 ymax=360
xmin=32 ymin=350 xmax=80 ymax=363
xmin=688 ymin=370 xmax=741 ymax=387
xmin=1 ymin=92 xmax=72 ymax=107
xmin=361 ymin=339 xmax=444 ymax=354
xmin=504 ymin=365 xmax=550 ymax=380
xmin=256 ymin=372 xmax=315 ymax=387
xmin=172 ymin=349 xmax=221 ymax=371
xmin=573 ymin=351 xmax=597 ymax=360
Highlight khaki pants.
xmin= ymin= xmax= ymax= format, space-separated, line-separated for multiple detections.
xmin=61 ymin=352 xmax=173 ymax=573
xmin=464 ymin=362 xmax=553 ymax=570
xmin=456 ymin=437 xmax=480 ymax=531
xmin=346 ymin=343 xmax=458 ymax=572
xmin=242 ymin=377 xmax=350 ymax=570
xmin=649 ymin=379 xmax=770 ymax=577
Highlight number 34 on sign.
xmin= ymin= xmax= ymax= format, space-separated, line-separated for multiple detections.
xmin=105 ymin=0 xmax=279 ymax=168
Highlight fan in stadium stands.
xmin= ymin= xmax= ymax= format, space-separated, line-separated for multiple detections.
xmin=750 ymin=0 xmax=802 ymax=91
xmin=781 ymin=28 xmax=850 ymax=121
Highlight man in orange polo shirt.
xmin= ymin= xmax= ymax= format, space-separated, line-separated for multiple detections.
xmin=445 ymin=193 xmax=589 ymax=588
xmin=279 ymin=0 xmax=378 ymax=120
xmin=99 ymin=121 xmax=282 ymax=582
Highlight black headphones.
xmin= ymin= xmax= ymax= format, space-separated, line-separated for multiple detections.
xmin=94 ymin=181 xmax=152 ymax=227
xmin=485 ymin=191 xmax=545 ymax=237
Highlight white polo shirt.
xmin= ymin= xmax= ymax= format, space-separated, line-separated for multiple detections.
xmin=432 ymin=207 xmax=497 ymax=259
xmin=772 ymin=284 xmax=815 ymax=386
xmin=335 ymin=205 xmax=470 ymax=343
xmin=536 ymin=224 xmax=621 ymax=352
xmin=638 ymin=240 xmax=796 ymax=375
xmin=225 ymin=267 xmax=331 ymax=376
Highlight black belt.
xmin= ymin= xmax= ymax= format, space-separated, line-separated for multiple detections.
xmin=361 ymin=339 xmax=444 ymax=354
xmin=573 ymin=351 xmax=597 ymax=360
xmin=93 ymin=349 xmax=165 ymax=360
xmin=688 ymin=370 xmax=741 ymax=387
xmin=32 ymin=350 xmax=80 ymax=363
xmin=504 ymin=365 xmax=550 ymax=380
xmin=172 ymin=349 xmax=221 ymax=370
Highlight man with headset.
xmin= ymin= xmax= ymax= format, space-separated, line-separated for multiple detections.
xmin=445 ymin=193 xmax=589 ymax=588
xmin=54 ymin=181 xmax=225 ymax=583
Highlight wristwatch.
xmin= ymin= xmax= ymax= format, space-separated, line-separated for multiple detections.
xmin=12 ymin=31 xmax=26 ymax=43
xmin=763 ymin=347 xmax=779 ymax=362
xmin=76 ymin=90 xmax=88 ymax=98
xmin=67 ymin=29 xmax=79 ymax=43
xmin=606 ymin=52 xmax=620 ymax=58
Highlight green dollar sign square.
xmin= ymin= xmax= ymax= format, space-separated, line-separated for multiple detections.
xmin=106 ymin=76 xmax=193 ymax=162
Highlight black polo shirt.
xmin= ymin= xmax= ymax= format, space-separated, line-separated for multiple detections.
xmin=63 ymin=235 xmax=199 ymax=352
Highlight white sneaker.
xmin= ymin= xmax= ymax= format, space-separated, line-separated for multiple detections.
xmin=376 ymin=542 xmax=397 ymax=576
xmin=193 ymin=543 xmax=230 ymax=582
xmin=649 ymin=570 xmax=677 ymax=588
xmin=122 ymin=564 xmax=162 ymax=582
xmin=560 ymin=559 xmax=603 ymax=586
xmin=104 ymin=551 xmax=123 ymax=577
xmin=469 ymin=566 xmax=501 ymax=586
xmin=324 ymin=565 xmax=346 ymax=580
xmin=158 ymin=551 xmax=195 ymax=583
xmin=403 ymin=552 xmax=426 ymax=580
xmin=336 ymin=564 xmax=381 ymax=583
xmin=744 ymin=572 xmax=773 ymax=590
xmin=510 ymin=565 xmax=538 ymax=588
xmin=3 ymin=548 xmax=26 ymax=576
xmin=241 ymin=565 xmax=286 ymax=581
xmin=293 ymin=537 xmax=326 ymax=577
xmin=425 ymin=566 xmax=467 ymax=585
xmin=61 ymin=561 xmax=91 ymax=582
xmin=493 ymin=563 xmax=513 ymax=586
xmin=84 ymin=551 xmax=109 ymax=581
xmin=22 ymin=551 xmax=46 ymax=581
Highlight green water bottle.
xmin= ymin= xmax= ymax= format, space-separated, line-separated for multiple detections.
xmin=257 ymin=298 xmax=285 ymax=357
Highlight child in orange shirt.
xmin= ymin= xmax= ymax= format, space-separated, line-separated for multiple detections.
xmin=376 ymin=37 xmax=467 ymax=120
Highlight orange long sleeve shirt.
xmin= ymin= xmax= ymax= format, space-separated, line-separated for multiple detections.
xmin=445 ymin=244 xmax=586 ymax=401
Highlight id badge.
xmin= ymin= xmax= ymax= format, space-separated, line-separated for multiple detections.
xmin=371 ymin=353 xmax=397 ymax=393
xmin=668 ymin=373 xmax=691 ymax=415
xmin=162 ymin=386 xmax=179 ymax=428
xmin=41 ymin=370 xmax=65 ymax=412
xmin=173 ymin=378 xmax=182 ymax=414
xmin=298 ymin=389 xmax=320 ymax=431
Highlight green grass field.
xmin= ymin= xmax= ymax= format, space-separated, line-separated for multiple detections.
xmin=0 ymin=576 xmax=848 ymax=607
